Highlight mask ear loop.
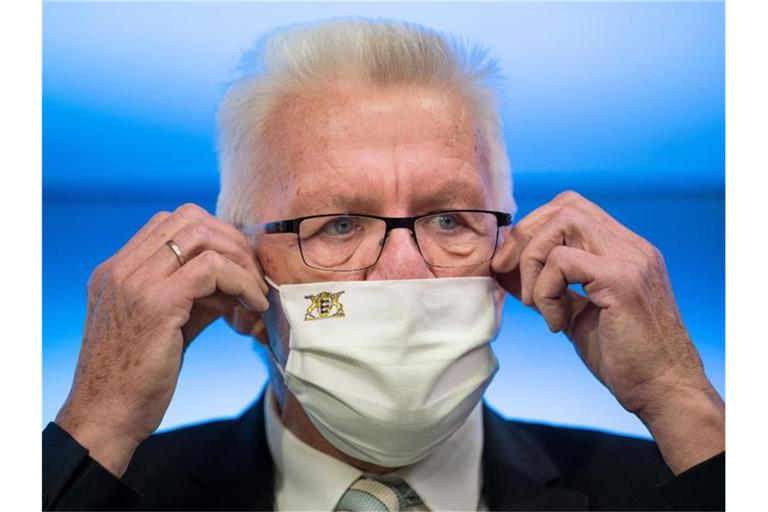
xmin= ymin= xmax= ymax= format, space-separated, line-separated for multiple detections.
xmin=265 ymin=341 xmax=288 ymax=380
xmin=263 ymin=274 xmax=279 ymax=290
xmin=260 ymin=274 xmax=288 ymax=379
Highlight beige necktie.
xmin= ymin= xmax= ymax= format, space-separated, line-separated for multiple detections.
xmin=335 ymin=476 xmax=424 ymax=511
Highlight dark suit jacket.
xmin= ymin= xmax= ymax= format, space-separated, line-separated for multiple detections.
xmin=42 ymin=393 xmax=724 ymax=511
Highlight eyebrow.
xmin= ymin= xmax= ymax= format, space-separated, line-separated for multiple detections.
xmin=411 ymin=179 xmax=486 ymax=213
xmin=292 ymin=174 xmax=487 ymax=217
xmin=293 ymin=190 xmax=381 ymax=216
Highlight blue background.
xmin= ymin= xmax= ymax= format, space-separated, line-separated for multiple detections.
xmin=43 ymin=1 xmax=724 ymax=439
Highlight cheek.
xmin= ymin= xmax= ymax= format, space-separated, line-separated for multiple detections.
xmin=257 ymin=238 xmax=304 ymax=281
xmin=430 ymin=261 xmax=494 ymax=278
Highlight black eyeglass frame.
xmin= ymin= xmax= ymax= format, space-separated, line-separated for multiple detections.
xmin=242 ymin=209 xmax=513 ymax=272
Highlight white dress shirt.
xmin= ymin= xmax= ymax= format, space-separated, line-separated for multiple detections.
xmin=264 ymin=386 xmax=486 ymax=511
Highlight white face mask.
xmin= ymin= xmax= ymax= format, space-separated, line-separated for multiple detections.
xmin=264 ymin=275 xmax=501 ymax=468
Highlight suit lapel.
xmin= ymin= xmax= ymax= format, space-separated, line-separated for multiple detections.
xmin=181 ymin=395 xmax=588 ymax=511
xmin=482 ymin=403 xmax=589 ymax=511
xmin=186 ymin=393 xmax=275 ymax=510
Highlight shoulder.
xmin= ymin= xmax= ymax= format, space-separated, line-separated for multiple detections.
xmin=135 ymin=416 xmax=240 ymax=460
xmin=508 ymin=418 xmax=673 ymax=482
xmin=123 ymin=398 xmax=269 ymax=493
xmin=122 ymin=417 xmax=241 ymax=487
xmin=482 ymin=406 xmax=676 ymax=509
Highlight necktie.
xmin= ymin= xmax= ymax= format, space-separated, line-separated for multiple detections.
xmin=335 ymin=476 xmax=424 ymax=511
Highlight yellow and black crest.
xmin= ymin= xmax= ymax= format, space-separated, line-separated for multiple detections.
xmin=304 ymin=290 xmax=345 ymax=321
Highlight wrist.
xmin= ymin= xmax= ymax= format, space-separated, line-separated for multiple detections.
xmin=55 ymin=405 xmax=142 ymax=477
xmin=638 ymin=381 xmax=725 ymax=475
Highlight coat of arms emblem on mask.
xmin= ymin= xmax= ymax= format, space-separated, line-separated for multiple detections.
xmin=304 ymin=291 xmax=345 ymax=320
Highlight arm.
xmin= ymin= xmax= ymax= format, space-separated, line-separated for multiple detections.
xmin=492 ymin=191 xmax=724 ymax=477
xmin=45 ymin=204 xmax=268 ymax=507
xmin=658 ymin=451 xmax=725 ymax=511
xmin=43 ymin=423 xmax=141 ymax=511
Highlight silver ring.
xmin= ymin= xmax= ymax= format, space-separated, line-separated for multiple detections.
xmin=164 ymin=239 xmax=187 ymax=267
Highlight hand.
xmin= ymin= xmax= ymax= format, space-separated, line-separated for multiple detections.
xmin=55 ymin=203 xmax=269 ymax=476
xmin=492 ymin=191 xmax=724 ymax=474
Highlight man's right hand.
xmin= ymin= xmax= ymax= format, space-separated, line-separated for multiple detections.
xmin=54 ymin=203 xmax=269 ymax=477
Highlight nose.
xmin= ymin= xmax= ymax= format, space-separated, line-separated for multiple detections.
xmin=365 ymin=228 xmax=433 ymax=280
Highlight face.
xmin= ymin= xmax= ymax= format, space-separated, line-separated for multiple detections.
xmin=255 ymin=83 xmax=497 ymax=285
xmin=246 ymin=83 xmax=505 ymax=470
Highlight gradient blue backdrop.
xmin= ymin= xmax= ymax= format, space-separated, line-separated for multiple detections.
xmin=43 ymin=1 xmax=724 ymax=439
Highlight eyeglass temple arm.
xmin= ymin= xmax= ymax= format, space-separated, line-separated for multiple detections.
xmin=240 ymin=220 xmax=299 ymax=237
xmin=498 ymin=212 xmax=513 ymax=227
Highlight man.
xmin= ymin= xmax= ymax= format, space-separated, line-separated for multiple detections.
xmin=42 ymin=19 xmax=725 ymax=511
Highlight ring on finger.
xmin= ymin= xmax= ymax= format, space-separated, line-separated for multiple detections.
xmin=164 ymin=239 xmax=187 ymax=267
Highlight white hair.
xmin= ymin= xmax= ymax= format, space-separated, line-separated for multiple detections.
xmin=215 ymin=18 xmax=515 ymax=226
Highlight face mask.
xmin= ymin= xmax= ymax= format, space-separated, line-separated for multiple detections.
xmin=263 ymin=275 xmax=500 ymax=468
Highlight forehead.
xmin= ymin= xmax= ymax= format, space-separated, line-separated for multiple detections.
xmin=259 ymin=84 xmax=490 ymax=219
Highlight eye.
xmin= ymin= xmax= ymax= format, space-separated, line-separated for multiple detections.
xmin=323 ymin=216 xmax=356 ymax=235
xmin=434 ymin=214 xmax=459 ymax=230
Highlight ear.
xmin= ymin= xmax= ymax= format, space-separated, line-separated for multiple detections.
xmin=224 ymin=305 xmax=268 ymax=345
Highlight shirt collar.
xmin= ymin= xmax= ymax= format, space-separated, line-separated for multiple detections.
xmin=394 ymin=399 xmax=484 ymax=511
xmin=264 ymin=385 xmax=484 ymax=511
xmin=264 ymin=386 xmax=362 ymax=511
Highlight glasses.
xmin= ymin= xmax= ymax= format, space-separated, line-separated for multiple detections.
xmin=242 ymin=209 xmax=512 ymax=272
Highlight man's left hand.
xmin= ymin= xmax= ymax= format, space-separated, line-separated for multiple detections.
xmin=491 ymin=191 xmax=724 ymax=475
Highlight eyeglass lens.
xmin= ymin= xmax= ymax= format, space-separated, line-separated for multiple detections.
xmin=297 ymin=212 xmax=499 ymax=271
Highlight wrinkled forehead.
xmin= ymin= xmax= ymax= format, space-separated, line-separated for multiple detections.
xmin=258 ymin=84 xmax=492 ymax=220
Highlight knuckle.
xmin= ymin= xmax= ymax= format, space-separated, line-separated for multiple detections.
xmin=87 ymin=263 xmax=107 ymax=291
xmin=150 ymin=210 xmax=171 ymax=224
xmin=554 ymin=204 xmax=581 ymax=225
xmin=176 ymin=203 xmax=206 ymax=220
xmin=554 ymin=190 xmax=583 ymax=204
xmin=643 ymin=245 xmax=665 ymax=274
xmin=519 ymin=245 xmax=541 ymax=271
xmin=547 ymin=245 xmax=568 ymax=264
xmin=106 ymin=262 xmax=131 ymax=286
xmin=643 ymin=241 xmax=663 ymax=262
xmin=518 ymin=244 xmax=532 ymax=264
xmin=91 ymin=260 xmax=128 ymax=289
xmin=185 ymin=220 xmax=212 ymax=244
xmin=197 ymin=249 xmax=221 ymax=268
xmin=232 ymin=229 xmax=253 ymax=252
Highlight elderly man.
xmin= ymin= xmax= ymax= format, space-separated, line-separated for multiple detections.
xmin=43 ymin=19 xmax=724 ymax=511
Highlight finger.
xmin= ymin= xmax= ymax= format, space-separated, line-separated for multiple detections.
xmin=519 ymin=206 xmax=617 ymax=305
xmin=509 ymin=204 xmax=558 ymax=241
xmin=493 ymin=194 xmax=591 ymax=286
xmin=137 ymin=217 xmax=260 ymax=281
xmin=541 ymin=191 xmax=651 ymax=253
xmin=168 ymin=249 xmax=270 ymax=313
xmin=109 ymin=204 xmax=208 ymax=277
xmin=494 ymin=190 xmax=605 ymax=269
xmin=116 ymin=204 xmax=258 ymax=280
xmin=513 ymin=190 xmax=631 ymax=245
xmin=532 ymin=246 xmax=602 ymax=332
xmin=111 ymin=211 xmax=172 ymax=261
